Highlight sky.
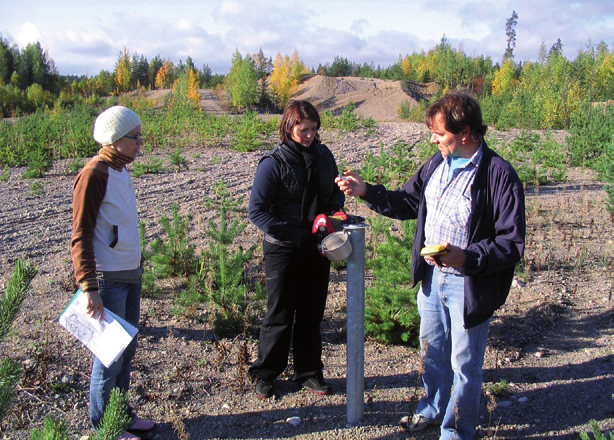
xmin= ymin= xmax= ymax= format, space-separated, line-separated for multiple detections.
xmin=1 ymin=0 xmax=613 ymax=77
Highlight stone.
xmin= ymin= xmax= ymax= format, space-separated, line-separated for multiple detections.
xmin=61 ymin=374 xmax=73 ymax=384
xmin=287 ymin=416 xmax=301 ymax=426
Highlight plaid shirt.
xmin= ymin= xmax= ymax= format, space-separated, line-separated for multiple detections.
xmin=424 ymin=145 xmax=483 ymax=274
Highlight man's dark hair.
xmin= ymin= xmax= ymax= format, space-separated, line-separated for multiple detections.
xmin=425 ymin=91 xmax=487 ymax=143
xmin=280 ymin=100 xmax=321 ymax=144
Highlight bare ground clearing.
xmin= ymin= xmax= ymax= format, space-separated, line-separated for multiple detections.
xmin=0 ymin=84 xmax=612 ymax=440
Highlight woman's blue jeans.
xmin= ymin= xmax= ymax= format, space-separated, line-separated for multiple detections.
xmin=90 ymin=278 xmax=141 ymax=429
xmin=416 ymin=265 xmax=491 ymax=440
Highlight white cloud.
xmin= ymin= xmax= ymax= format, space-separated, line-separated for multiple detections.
xmin=15 ymin=22 xmax=43 ymax=48
xmin=2 ymin=0 xmax=613 ymax=75
xmin=175 ymin=19 xmax=195 ymax=32
xmin=215 ymin=0 xmax=244 ymax=19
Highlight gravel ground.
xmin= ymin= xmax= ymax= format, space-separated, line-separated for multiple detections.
xmin=0 ymin=121 xmax=612 ymax=440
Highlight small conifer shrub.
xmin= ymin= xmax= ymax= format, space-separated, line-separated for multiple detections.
xmin=365 ymin=217 xmax=420 ymax=345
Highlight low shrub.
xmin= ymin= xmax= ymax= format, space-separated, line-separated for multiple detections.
xmin=364 ymin=216 xmax=420 ymax=345
xmin=176 ymin=180 xmax=264 ymax=335
xmin=359 ymin=141 xmax=420 ymax=189
xmin=567 ymin=103 xmax=614 ymax=172
xmin=147 ymin=202 xmax=196 ymax=279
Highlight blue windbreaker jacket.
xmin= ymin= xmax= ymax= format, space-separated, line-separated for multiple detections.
xmin=362 ymin=142 xmax=526 ymax=328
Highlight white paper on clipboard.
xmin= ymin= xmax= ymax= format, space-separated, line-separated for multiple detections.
xmin=58 ymin=289 xmax=138 ymax=368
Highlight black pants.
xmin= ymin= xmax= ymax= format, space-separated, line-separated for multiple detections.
xmin=249 ymin=239 xmax=331 ymax=382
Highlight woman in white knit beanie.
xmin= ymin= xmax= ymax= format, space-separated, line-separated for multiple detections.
xmin=71 ymin=106 xmax=155 ymax=439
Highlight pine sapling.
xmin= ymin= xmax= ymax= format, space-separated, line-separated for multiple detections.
xmin=201 ymin=205 xmax=262 ymax=335
xmin=580 ymin=419 xmax=613 ymax=440
xmin=178 ymin=178 xmax=264 ymax=334
xmin=138 ymin=221 xmax=162 ymax=297
xmin=364 ymin=217 xmax=420 ymax=345
xmin=91 ymin=388 xmax=132 ymax=440
xmin=169 ymin=147 xmax=189 ymax=171
xmin=30 ymin=416 xmax=71 ymax=440
xmin=149 ymin=202 xmax=196 ymax=279
xmin=0 ymin=259 xmax=37 ymax=430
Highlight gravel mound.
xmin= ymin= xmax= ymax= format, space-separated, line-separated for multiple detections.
xmin=292 ymin=75 xmax=420 ymax=121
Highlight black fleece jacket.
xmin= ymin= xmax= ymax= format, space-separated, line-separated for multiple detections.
xmin=249 ymin=140 xmax=345 ymax=248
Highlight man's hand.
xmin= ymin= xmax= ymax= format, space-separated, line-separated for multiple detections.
xmin=84 ymin=290 xmax=104 ymax=321
xmin=424 ymin=242 xmax=467 ymax=268
xmin=335 ymin=171 xmax=367 ymax=198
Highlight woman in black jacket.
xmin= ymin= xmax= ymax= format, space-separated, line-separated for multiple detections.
xmin=248 ymin=100 xmax=345 ymax=398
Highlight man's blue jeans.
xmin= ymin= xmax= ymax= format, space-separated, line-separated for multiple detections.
xmin=90 ymin=277 xmax=141 ymax=429
xmin=416 ymin=265 xmax=491 ymax=440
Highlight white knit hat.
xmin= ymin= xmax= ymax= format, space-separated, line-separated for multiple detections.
xmin=93 ymin=106 xmax=142 ymax=145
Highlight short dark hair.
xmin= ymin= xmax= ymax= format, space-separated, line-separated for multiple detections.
xmin=280 ymin=100 xmax=321 ymax=144
xmin=425 ymin=91 xmax=487 ymax=143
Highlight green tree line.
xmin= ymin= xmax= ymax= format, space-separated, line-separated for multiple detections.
xmin=0 ymin=38 xmax=225 ymax=117
xmin=2 ymin=25 xmax=612 ymax=123
xmin=319 ymin=36 xmax=613 ymax=130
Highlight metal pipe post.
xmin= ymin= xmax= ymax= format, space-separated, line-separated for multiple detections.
xmin=344 ymin=223 xmax=368 ymax=425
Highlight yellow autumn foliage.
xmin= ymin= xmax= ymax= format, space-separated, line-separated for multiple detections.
xmin=401 ymin=56 xmax=413 ymax=80
xmin=114 ymin=48 xmax=133 ymax=94
xmin=491 ymin=59 xmax=518 ymax=96
xmin=270 ymin=50 xmax=307 ymax=107
xmin=155 ymin=60 xmax=174 ymax=90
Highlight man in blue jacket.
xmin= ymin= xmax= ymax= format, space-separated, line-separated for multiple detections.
xmin=337 ymin=91 xmax=525 ymax=440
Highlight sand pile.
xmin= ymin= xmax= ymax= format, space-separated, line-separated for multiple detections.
xmin=292 ymin=75 xmax=422 ymax=121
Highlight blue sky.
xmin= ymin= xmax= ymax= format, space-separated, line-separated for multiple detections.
xmin=1 ymin=0 xmax=613 ymax=76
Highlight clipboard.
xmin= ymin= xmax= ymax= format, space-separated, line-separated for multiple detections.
xmin=58 ymin=289 xmax=138 ymax=368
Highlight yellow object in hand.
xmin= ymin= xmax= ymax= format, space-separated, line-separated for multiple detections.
xmin=420 ymin=244 xmax=449 ymax=256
